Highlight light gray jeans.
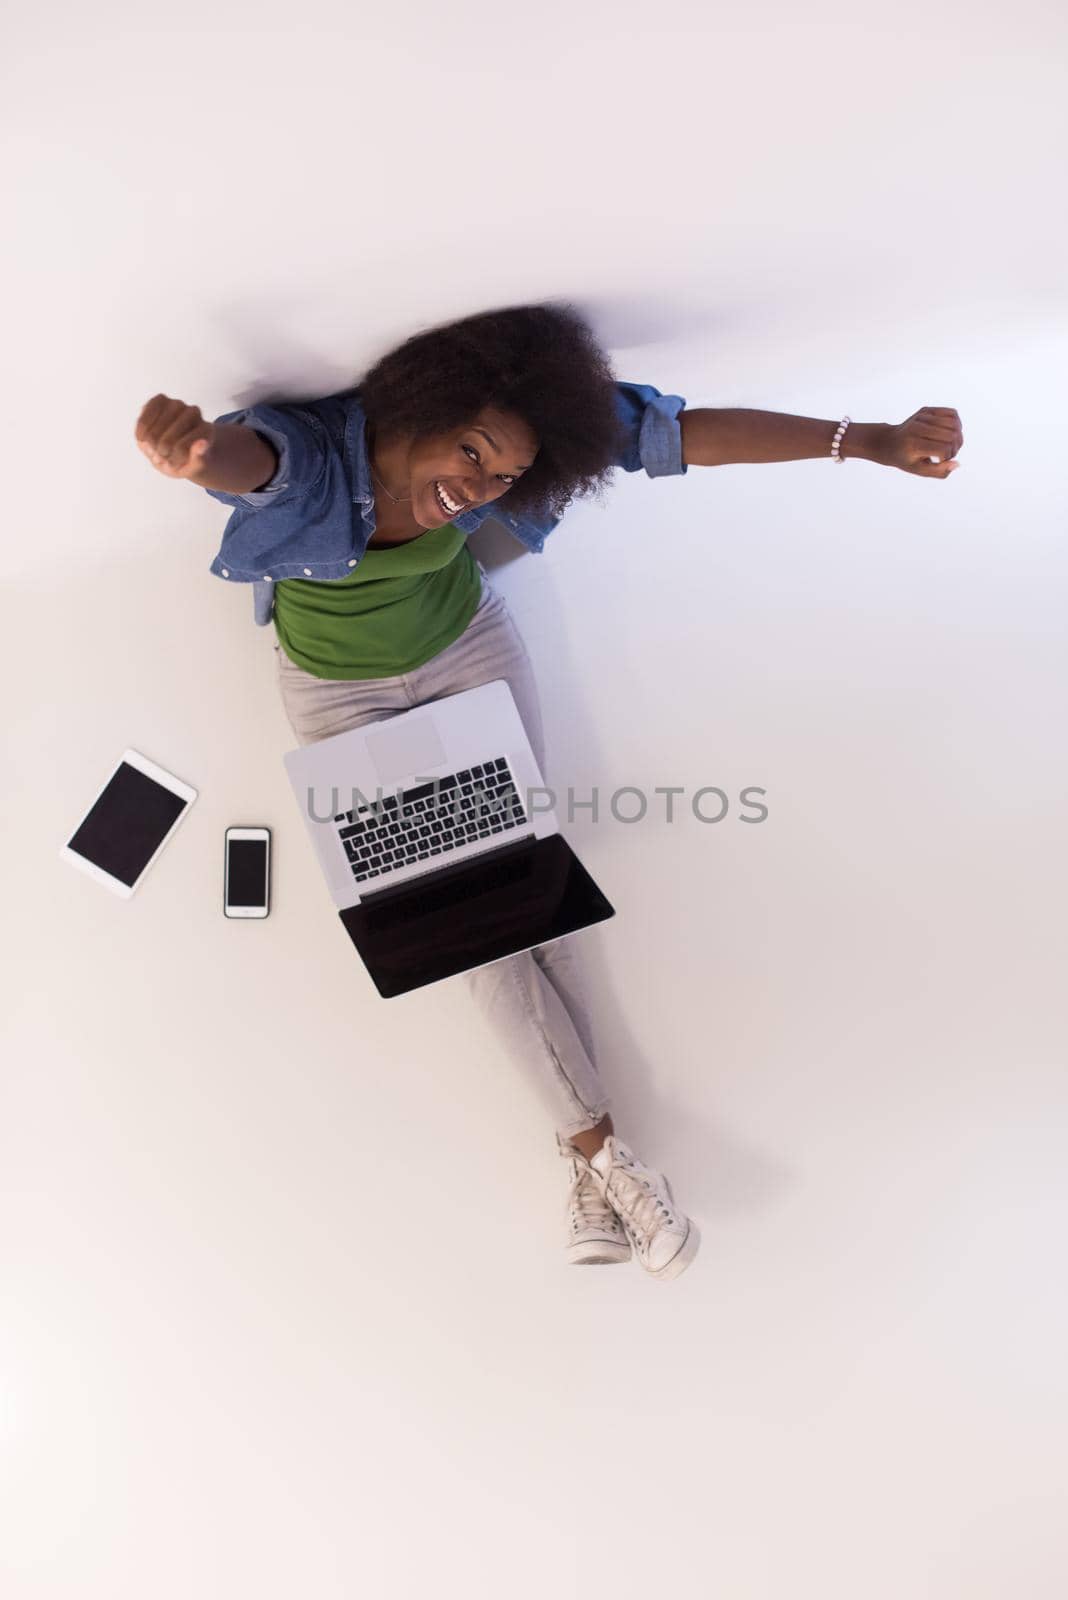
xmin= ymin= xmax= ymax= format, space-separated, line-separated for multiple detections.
xmin=273 ymin=568 xmax=612 ymax=1141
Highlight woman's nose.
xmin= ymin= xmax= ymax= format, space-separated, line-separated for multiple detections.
xmin=464 ymin=470 xmax=489 ymax=506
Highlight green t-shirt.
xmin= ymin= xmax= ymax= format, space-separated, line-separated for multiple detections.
xmin=273 ymin=522 xmax=482 ymax=679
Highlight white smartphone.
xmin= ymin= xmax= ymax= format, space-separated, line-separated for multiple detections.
xmin=62 ymin=748 xmax=198 ymax=898
xmin=224 ymin=827 xmax=271 ymax=919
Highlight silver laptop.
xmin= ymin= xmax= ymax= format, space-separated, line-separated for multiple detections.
xmin=283 ymin=679 xmax=615 ymax=997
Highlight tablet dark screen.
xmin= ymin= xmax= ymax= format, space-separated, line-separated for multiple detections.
xmin=67 ymin=762 xmax=188 ymax=887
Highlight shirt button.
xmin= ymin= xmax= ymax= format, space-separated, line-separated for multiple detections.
xmin=221 ymin=568 xmax=230 ymax=578
xmin=347 ymin=559 xmax=357 ymax=567
xmin=303 ymin=568 xmax=312 ymax=576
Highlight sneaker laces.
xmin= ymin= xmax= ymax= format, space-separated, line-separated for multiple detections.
xmin=568 ymin=1161 xmax=623 ymax=1233
xmin=603 ymin=1158 xmax=678 ymax=1247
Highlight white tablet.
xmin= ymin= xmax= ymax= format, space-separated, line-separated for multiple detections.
xmin=62 ymin=749 xmax=198 ymax=898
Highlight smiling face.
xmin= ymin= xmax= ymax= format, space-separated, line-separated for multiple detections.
xmin=372 ymin=406 xmax=540 ymax=529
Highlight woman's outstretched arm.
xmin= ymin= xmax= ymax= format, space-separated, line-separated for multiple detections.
xmin=680 ymin=406 xmax=963 ymax=479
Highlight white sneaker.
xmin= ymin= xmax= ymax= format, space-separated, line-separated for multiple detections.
xmin=557 ymin=1133 xmax=631 ymax=1265
xmin=590 ymin=1136 xmax=700 ymax=1281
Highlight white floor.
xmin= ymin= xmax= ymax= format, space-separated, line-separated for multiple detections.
xmin=4 ymin=4 xmax=1068 ymax=1595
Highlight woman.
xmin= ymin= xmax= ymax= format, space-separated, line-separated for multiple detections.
xmin=135 ymin=301 xmax=963 ymax=1283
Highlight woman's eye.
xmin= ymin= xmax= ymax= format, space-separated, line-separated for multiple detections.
xmin=463 ymin=442 xmax=515 ymax=485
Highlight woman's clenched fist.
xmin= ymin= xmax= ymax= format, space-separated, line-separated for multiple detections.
xmin=135 ymin=394 xmax=218 ymax=479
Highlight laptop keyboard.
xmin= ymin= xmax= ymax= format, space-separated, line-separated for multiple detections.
xmin=333 ymin=758 xmax=528 ymax=886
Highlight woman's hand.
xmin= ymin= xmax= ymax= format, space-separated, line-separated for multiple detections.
xmin=135 ymin=393 xmax=218 ymax=480
xmin=877 ymin=407 xmax=964 ymax=478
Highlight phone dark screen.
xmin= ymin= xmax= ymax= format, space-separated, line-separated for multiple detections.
xmin=227 ymin=838 xmax=268 ymax=906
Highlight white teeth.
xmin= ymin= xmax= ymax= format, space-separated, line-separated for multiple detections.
xmin=436 ymin=480 xmax=462 ymax=514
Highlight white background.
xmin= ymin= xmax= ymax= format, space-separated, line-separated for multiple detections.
xmin=3 ymin=2 xmax=1067 ymax=1596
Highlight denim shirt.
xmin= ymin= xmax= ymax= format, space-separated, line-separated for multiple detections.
xmin=203 ymin=380 xmax=688 ymax=625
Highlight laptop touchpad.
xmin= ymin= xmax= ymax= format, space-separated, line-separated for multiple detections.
xmin=366 ymin=718 xmax=449 ymax=783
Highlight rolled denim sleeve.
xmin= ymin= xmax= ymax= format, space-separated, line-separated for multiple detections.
xmin=203 ymin=401 xmax=328 ymax=509
xmin=613 ymin=381 xmax=688 ymax=478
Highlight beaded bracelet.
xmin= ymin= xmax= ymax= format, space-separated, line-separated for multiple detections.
xmin=831 ymin=415 xmax=851 ymax=463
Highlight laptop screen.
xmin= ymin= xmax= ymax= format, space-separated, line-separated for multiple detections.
xmin=339 ymin=834 xmax=614 ymax=998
